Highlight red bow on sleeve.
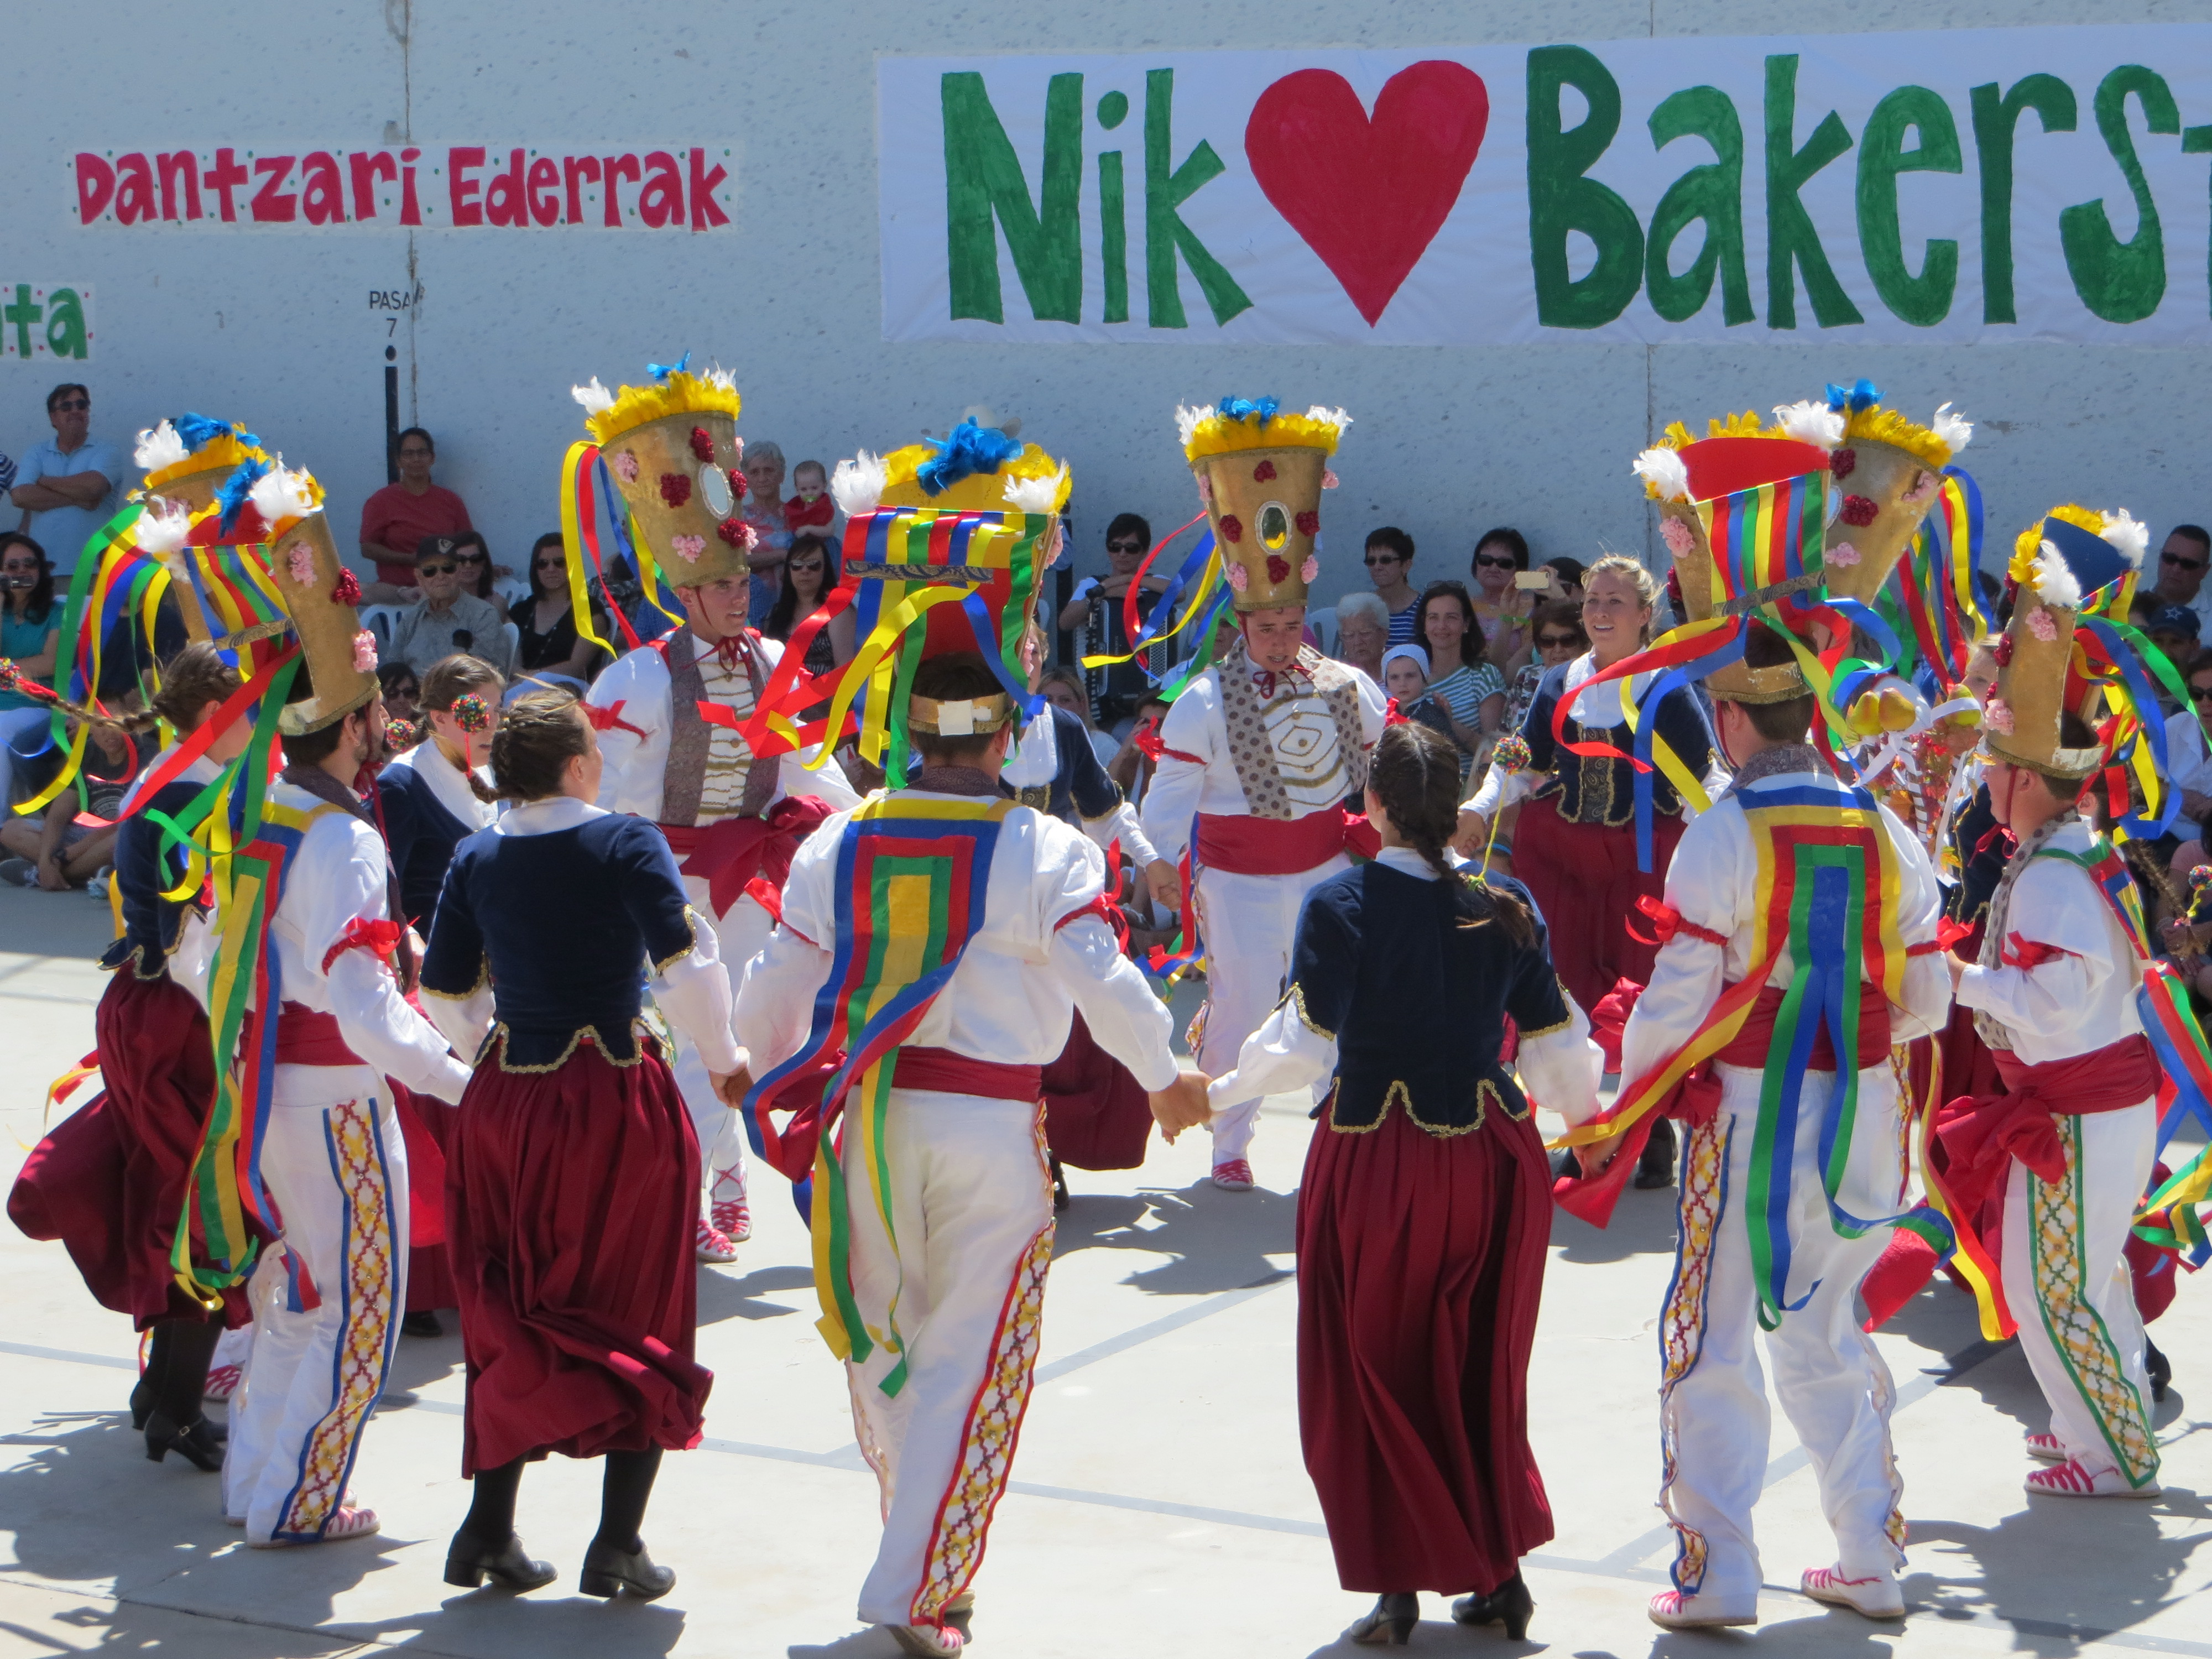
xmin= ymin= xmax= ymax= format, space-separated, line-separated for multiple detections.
xmin=582 ymin=699 xmax=649 ymax=739
xmin=322 ymin=917 xmax=406 ymax=976
xmin=1626 ymin=895 xmax=1729 ymax=950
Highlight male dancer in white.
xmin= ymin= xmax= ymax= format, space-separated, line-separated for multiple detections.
xmin=735 ymin=654 xmax=1209 ymax=1655
xmin=587 ymin=569 xmax=857 ymax=1258
xmin=1141 ymin=601 xmax=1383 ymax=1188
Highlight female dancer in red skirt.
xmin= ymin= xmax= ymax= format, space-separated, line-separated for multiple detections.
xmin=8 ymin=644 xmax=254 ymax=1468
xmin=1209 ymin=723 xmax=1604 ymax=1645
xmin=1459 ymin=554 xmax=1723 ymax=1187
xmin=419 ymin=691 xmax=748 ymax=1598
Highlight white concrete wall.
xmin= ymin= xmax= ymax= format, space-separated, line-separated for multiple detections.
xmin=8 ymin=0 xmax=2212 ymax=609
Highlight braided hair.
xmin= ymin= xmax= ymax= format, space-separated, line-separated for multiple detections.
xmin=1366 ymin=722 xmax=1533 ymax=945
xmin=487 ymin=689 xmax=592 ymax=802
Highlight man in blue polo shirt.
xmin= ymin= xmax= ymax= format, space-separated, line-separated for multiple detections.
xmin=10 ymin=383 xmax=122 ymax=566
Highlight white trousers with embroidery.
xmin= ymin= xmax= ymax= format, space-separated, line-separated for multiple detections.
xmin=1191 ymin=855 xmax=1347 ymax=1165
xmin=222 ymin=1083 xmax=408 ymax=1543
xmin=670 ymin=873 xmax=766 ymax=1212
xmin=2000 ymin=1099 xmax=2160 ymax=1484
xmin=842 ymin=1089 xmax=1055 ymax=1630
xmin=1657 ymin=1063 xmax=1906 ymax=1610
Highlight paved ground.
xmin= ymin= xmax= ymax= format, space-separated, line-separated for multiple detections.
xmin=0 ymin=878 xmax=2206 ymax=1659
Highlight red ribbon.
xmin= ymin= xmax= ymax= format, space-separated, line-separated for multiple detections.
xmin=1627 ymin=895 xmax=1730 ymax=950
xmin=321 ymin=917 xmax=405 ymax=977
xmin=1054 ymin=892 xmax=1129 ymax=951
xmin=582 ymin=698 xmax=649 ymax=740
xmin=664 ymin=794 xmax=835 ymax=917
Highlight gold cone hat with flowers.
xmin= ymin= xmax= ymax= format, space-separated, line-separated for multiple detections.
xmin=742 ymin=415 xmax=1068 ymax=778
xmin=1178 ymin=397 xmax=1349 ymax=613
xmin=1819 ymin=380 xmax=1974 ymax=608
xmin=1984 ymin=505 xmax=2151 ymax=783
xmin=571 ymin=357 xmax=751 ymax=593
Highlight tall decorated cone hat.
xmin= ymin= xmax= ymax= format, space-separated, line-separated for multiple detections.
xmin=1821 ymin=380 xmax=1973 ymax=608
xmin=133 ymin=415 xmax=270 ymax=519
xmin=743 ymin=414 xmax=1065 ymax=781
xmin=572 ymin=357 xmax=750 ymax=590
xmin=1178 ymin=397 xmax=1349 ymax=612
xmin=1985 ymin=505 xmax=2150 ymax=783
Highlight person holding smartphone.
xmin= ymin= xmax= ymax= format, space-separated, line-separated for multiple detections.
xmin=1468 ymin=526 xmax=1536 ymax=666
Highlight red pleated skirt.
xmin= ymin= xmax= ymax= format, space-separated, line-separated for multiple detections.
xmin=7 ymin=970 xmax=248 ymax=1331
xmin=398 ymin=1087 xmax=457 ymax=1312
xmin=1513 ymin=794 xmax=1684 ymax=1015
xmin=1296 ymin=1103 xmax=1556 ymax=1594
xmin=446 ymin=1035 xmax=711 ymax=1475
xmin=1041 ymin=1010 xmax=1153 ymax=1172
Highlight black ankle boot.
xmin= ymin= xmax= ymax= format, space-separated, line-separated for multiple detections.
xmin=445 ymin=1530 xmax=557 ymax=1592
xmin=144 ymin=1412 xmax=224 ymax=1471
xmin=2147 ymin=1338 xmax=2171 ymax=1403
xmin=578 ymin=1537 xmax=674 ymax=1599
xmin=1346 ymin=1592 xmax=1417 ymax=1645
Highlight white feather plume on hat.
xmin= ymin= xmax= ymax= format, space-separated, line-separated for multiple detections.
xmin=832 ymin=451 xmax=887 ymax=520
xmin=1632 ymin=446 xmax=1691 ymax=503
xmin=134 ymin=420 xmax=187 ymax=473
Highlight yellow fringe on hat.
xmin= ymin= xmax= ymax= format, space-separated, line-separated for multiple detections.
xmin=1842 ymin=404 xmax=1957 ymax=472
xmin=1181 ymin=406 xmax=1347 ymax=465
xmin=585 ymin=369 xmax=744 ymax=447
xmin=144 ymin=433 xmax=267 ymax=494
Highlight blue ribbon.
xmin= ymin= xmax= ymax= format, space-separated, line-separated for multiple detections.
xmin=2077 ymin=613 xmax=2180 ymax=839
xmin=1214 ymin=395 xmax=1280 ymax=426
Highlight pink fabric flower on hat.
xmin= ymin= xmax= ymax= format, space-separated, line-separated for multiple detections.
xmin=1903 ymin=469 xmax=1941 ymax=505
xmin=1196 ymin=473 xmax=1213 ymax=507
xmin=1301 ymin=555 xmax=1319 ymax=584
xmin=1226 ymin=562 xmax=1249 ymax=593
xmin=670 ymin=534 xmax=707 ymax=562
xmin=1322 ymin=469 xmax=1339 ymax=490
xmin=352 ymin=630 xmax=379 ymax=672
xmin=285 ymin=541 xmax=317 ymax=588
xmin=1984 ymin=697 xmax=2015 ymax=735
xmin=2027 ymin=607 xmax=2059 ymax=641
xmin=1826 ymin=541 xmax=1861 ymax=567
xmin=1660 ymin=518 xmax=1695 ymax=557
xmin=613 ymin=450 xmax=640 ymax=484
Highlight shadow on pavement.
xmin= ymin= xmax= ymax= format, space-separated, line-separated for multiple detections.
xmin=1051 ymin=1180 xmax=1296 ymax=1295
xmin=1548 ymin=1183 xmax=1681 ymax=1264
xmin=342 ymin=1592 xmax=687 ymax=1659
xmin=1906 ymin=1489 xmax=2209 ymax=1658
xmin=696 ymin=1263 xmax=817 ymax=1328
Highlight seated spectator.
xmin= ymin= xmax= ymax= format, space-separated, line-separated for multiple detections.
xmin=1 ymin=533 xmax=61 ymax=809
xmin=450 ymin=529 xmax=513 ymax=623
xmin=784 ymin=458 xmax=835 ymax=535
xmin=2152 ymin=523 xmax=2212 ymax=631
xmin=1541 ymin=555 xmax=1587 ymax=600
xmin=1468 ymin=526 xmax=1536 ymax=665
xmin=1037 ymin=667 xmax=1120 ymax=769
xmin=378 ymin=662 xmax=423 ymax=731
xmin=359 ymin=427 xmax=473 ymax=601
xmin=387 ymin=535 xmax=515 ymax=678
xmin=764 ymin=531 xmax=853 ymax=670
xmin=9 ymin=384 xmax=121 ymax=570
xmin=1331 ymin=591 xmax=1387 ymax=682
xmin=2145 ymin=602 xmax=2199 ymax=712
xmin=1505 ymin=599 xmax=1588 ymax=733
xmin=0 ymin=709 xmax=143 ymax=889
xmin=1381 ymin=644 xmax=1459 ymax=750
xmin=741 ymin=439 xmax=792 ymax=622
xmin=510 ymin=533 xmax=611 ymax=684
xmin=1363 ymin=526 xmax=1421 ymax=644
xmin=1417 ymin=580 xmax=1506 ymax=777
xmin=1058 ymin=513 xmax=1172 ymax=726
xmin=1107 ymin=691 xmax=1172 ymax=807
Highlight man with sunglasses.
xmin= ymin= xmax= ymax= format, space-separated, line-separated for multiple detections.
xmin=387 ymin=535 xmax=515 ymax=678
xmin=2152 ymin=525 xmax=2212 ymax=634
xmin=10 ymin=383 xmax=121 ymax=566
xmin=1058 ymin=512 xmax=1172 ymax=727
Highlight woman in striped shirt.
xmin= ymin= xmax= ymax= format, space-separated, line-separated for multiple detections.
xmin=1416 ymin=580 xmax=1504 ymax=779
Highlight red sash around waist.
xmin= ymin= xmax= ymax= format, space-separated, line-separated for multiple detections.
xmin=1714 ymin=983 xmax=1893 ymax=1072
xmin=659 ymin=793 xmax=835 ymax=916
xmin=274 ymin=1003 xmax=362 ymax=1067
xmin=891 ymin=1045 xmax=1043 ymax=1102
xmin=1197 ymin=807 xmax=1370 ymax=877
xmin=1934 ymin=1034 xmax=2158 ymax=1207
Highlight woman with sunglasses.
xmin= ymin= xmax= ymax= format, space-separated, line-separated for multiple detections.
xmin=1503 ymin=601 xmax=1588 ymax=736
xmin=1468 ymin=527 xmax=1536 ymax=666
xmin=450 ymin=530 xmax=512 ymax=623
xmin=1459 ymin=556 xmax=1723 ymax=1191
xmin=763 ymin=531 xmax=853 ymax=671
xmin=0 ymin=532 xmax=60 ymax=809
xmin=513 ymin=534 xmax=611 ymax=684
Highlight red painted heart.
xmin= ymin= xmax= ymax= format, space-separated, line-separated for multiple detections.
xmin=1245 ymin=61 xmax=1489 ymax=326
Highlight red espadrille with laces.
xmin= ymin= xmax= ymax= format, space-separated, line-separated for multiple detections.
xmin=2025 ymin=1431 xmax=2066 ymax=1463
xmin=1801 ymin=1566 xmax=1905 ymax=1618
xmin=1211 ymin=1159 xmax=1255 ymax=1192
xmin=711 ymin=1197 xmax=752 ymax=1245
xmin=694 ymin=1219 xmax=739 ymax=1264
xmin=2026 ymin=1455 xmax=2161 ymax=1498
xmin=1648 ymin=1589 xmax=1755 ymax=1630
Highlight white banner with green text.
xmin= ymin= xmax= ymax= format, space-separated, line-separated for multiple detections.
xmin=879 ymin=24 xmax=2212 ymax=345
